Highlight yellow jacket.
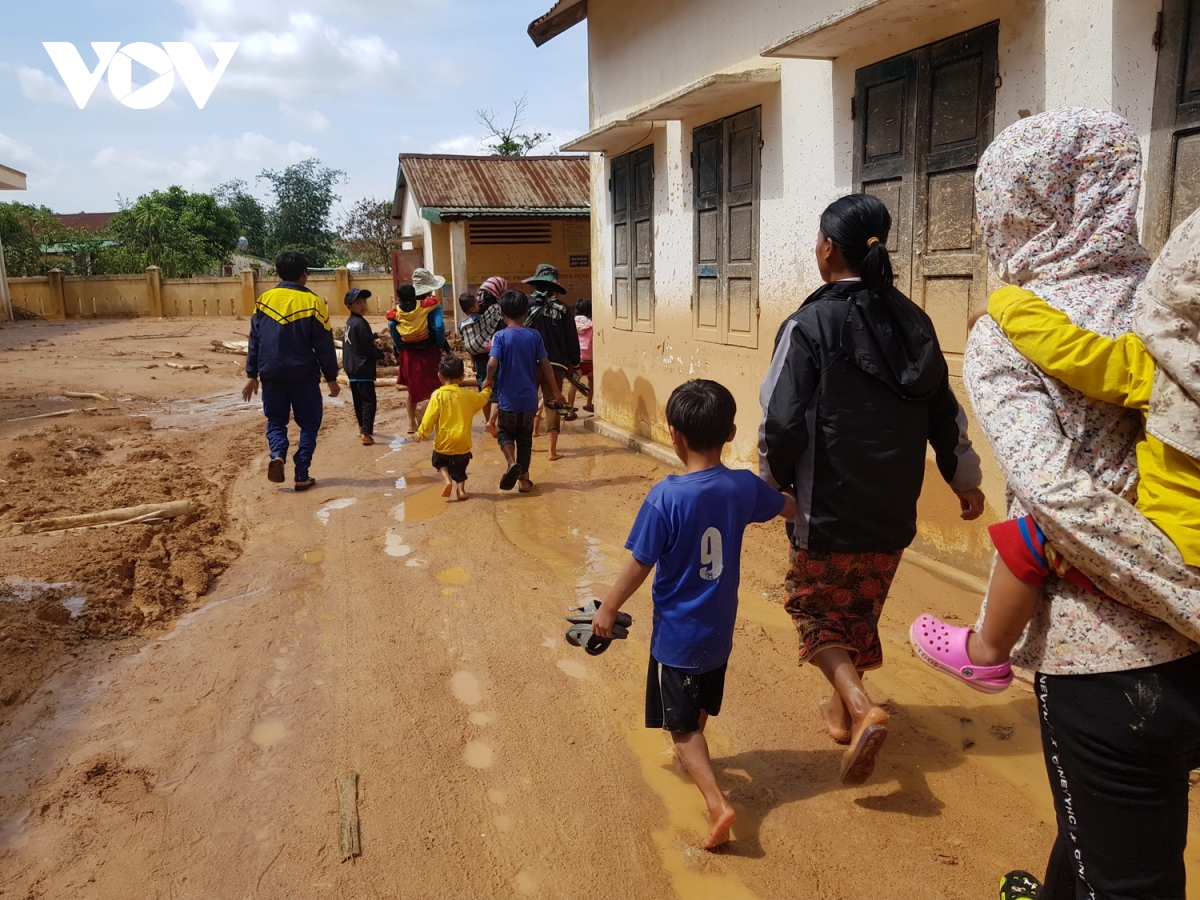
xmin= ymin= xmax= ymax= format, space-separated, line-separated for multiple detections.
xmin=990 ymin=285 xmax=1200 ymax=566
xmin=417 ymin=384 xmax=491 ymax=455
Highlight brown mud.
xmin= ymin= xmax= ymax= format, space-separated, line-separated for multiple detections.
xmin=0 ymin=317 xmax=1197 ymax=899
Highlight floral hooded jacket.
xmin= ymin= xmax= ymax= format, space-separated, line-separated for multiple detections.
xmin=964 ymin=107 xmax=1200 ymax=675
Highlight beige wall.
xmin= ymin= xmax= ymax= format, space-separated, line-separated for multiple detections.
xmin=583 ymin=0 xmax=1161 ymax=573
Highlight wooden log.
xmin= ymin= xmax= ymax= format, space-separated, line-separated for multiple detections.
xmin=165 ymin=362 xmax=208 ymax=370
xmin=4 ymin=407 xmax=97 ymax=423
xmin=22 ymin=500 xmax=196 ymax=534
xmin=338 ymin=771 xmax=361 ymax=861
xmin=210 ymin=340 xmax=248 ymax=354
xmin=63 ymin=391 xmax=111 ymax=401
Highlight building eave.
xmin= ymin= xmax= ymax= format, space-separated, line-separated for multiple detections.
xmin=0 ymin=164 xmax=28 ymax=191
xmin=527 ymin=0 xmax=587 ymax=47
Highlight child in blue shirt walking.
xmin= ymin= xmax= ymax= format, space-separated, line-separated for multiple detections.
xmin=592 ymin=380 xmax=797 ymax=850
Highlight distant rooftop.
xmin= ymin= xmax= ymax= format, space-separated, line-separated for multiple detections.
xmin=54 ymin=212 xmax=117 ymax=234
xmin=393 ymin=154 xmax=590 ymax=223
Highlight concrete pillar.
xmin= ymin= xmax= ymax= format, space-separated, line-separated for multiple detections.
xmin=240 ymin=269 xmax=257 ymax=316
xmin=46 ymin=268 xmax=66 ymax=320
xmin=335 ymin=266 xmax=350 ymax=307
xmin=145 ymin=266 xmax=163 ymax=318
xmin=0 ymin=234 xmax=11 ymax=322
xmin=448 ymin=220 xmax=468 ymax=334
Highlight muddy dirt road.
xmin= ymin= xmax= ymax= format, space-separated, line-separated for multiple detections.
xmin=1 ymin=317 xmax=1197 ymax=899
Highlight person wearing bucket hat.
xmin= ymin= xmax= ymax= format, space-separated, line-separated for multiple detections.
xmin=522 ymin=264 xmax=580 ymax=461
xmin=387 ymin=269 xmax=450 ymax=433
xmin=342 ymin=288 xmax=383 ymax=445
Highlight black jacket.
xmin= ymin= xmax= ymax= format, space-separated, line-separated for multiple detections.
xmin=759 ymin=280 xmax=981 ymax=552
xmin=526 ymin=292 xmax=580 ymax=368
xmin=342 ymin=313 xmax=382 ymax=380
xmin=246 ymin=282 xmax=339 ymax=383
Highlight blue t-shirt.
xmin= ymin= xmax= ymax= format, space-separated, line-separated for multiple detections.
xmin=626 ymin=465 xmax=785 ymax=673
xmin=489 ymin=325 xmax=547 ymax=413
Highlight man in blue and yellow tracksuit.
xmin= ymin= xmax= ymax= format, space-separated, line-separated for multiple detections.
xmin=241 ymin=251 xmax=340 ymax=491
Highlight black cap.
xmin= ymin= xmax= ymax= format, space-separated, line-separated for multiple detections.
xmin=344 ymin=288 xmax=372 ymax=306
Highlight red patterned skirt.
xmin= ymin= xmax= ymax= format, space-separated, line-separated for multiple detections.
xmin=784 ymin=548 xmax=904 ymax=672
xmin=397 ymin=343 xmax=443 ymax=405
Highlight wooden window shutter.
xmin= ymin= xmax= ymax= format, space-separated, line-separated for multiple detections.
xmin=1146 ymin=0 xmax=1200 ymax=253
xmin=722 ymin=107 xmax=760 ymax=349
xmin=693 ymin=119 xmax=723 ymax=341
xmin=611 ymin=152 xmax=633 ymax=330
xmin=631 ymin=145 xmax=655 ymax=333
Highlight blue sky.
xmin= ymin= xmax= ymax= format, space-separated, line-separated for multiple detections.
xmin=0 ymin=0 xmax=589 ymax=218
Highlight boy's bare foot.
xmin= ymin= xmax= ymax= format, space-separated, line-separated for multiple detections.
xmin=702 ymin=805 xmax=737 ymax=850
xmin=820 ymin=697 xmax=852 ymax=744
xmin=440 ymin=482 xmax=453 ymax=498
xmin=548 ymin=451 xmax=564 ymax=461
xmin=456 ymin=485 xmax=468 ymax=501
xmin=840 ymin=706 xmax=889 ymax=786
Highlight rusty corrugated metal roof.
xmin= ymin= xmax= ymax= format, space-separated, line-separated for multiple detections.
xmin=54 ymin=212 xmax=117 ymax=233
xmin=398 ymin=154 xmax=590 ymax=218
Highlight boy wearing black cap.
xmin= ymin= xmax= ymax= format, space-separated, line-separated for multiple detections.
xmin=342 ymin=288 xmax=383 ymax=445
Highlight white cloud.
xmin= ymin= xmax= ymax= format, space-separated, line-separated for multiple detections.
xmin=0 ymin=132 xmax=38 ymax=167
xmin=281 ymin=103 xmax=330 ymax=132
xmin=431 ymin=134 xmax=485 ymax=154
xmin=88 ymin=131 xmax=320 ymax=194
xmin=177 ymin=2 xmax=407 ymax=100
xmin=17 ymin=66 xmax=75 ymax=106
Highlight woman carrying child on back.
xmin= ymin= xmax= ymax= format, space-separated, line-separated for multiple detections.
xmin=759 ymin=193 xmax=985 ymax=786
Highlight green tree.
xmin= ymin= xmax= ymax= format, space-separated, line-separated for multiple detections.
xmin=337 ymin=198 xmax=402 ymax=271
xmin=476 ymin=95 xmax=552 ymax=157
xmin=258 ymin=159 xmax=345 ymax=266
xmin=101 ymin=186 xmax=239 ymax=277
xmin=213 ymin=178 xmax=269 ymax=258
xmin=0 ymin=202 xmax=79 ymax=275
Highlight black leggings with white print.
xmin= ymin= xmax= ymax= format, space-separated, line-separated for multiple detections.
xmin=1035 ymin=650 xmax=1200 ymax=899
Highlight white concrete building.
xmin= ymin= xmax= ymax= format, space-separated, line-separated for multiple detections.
xmin=0 ymin=163 xmax=29 ymax=322
xmin=529 ymin=0 xmax=1199 ymax=571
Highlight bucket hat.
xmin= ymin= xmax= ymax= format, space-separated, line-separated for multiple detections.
xmin=522 ymin=263 xmax=566 ymax=295
xmin=411 ymin=268 xmax=446 ymax=297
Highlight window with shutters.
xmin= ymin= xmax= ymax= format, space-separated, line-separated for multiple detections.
xmin=693 ymin=107 xmax=761 ymax=348
xmin=1146 ymin=0 xmax=1200 ymax=253
xmin=854 ymin=23 xmax=997 ymax=375
xmin=610 ymin=145 xmax=655 ymax=332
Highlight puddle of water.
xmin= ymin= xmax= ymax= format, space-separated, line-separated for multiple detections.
xmin=315 ymin=497 xmax=357 ymax=525
xmin=62 ymin=597 xmax=86 ymax=618
xmin=441 ymin=588 xmax=456 ymax=596
xmin=395 ymin=476 xmax=407 ymax=489
xmin=392 ymin=503 xmax=406 ymax=523
xmin=556 ymin=658 xmax=588 ymax=679
xmin=250 ymin=719 xmax=286 ymax=748
xmin=389 ymin=435 xmax=408 ymax=450
xmin=435 ymin=566 xmax=469 ymax=585
xmin=145 ymin=392 xmax=260 ymax=430
xmin=301 ymin=549 xmax=325 ymax=565
xmin=384 ymin=531 xmax=412 ymax=558
xmin=470 ymin=712 xmax=494 ymax=726
xmin=405 ymin=483 xmax=451 ymax=522
xmin=1 ymin=578 xmax=73 ymax=602
xmin=463 ymin=740 xmax=494 ymax=769
xmin=427 ymin=537 xmax=446 ymax=548
xmin=406 ymin=559 xmax=429 ymax=568
xmin=450 ymin=671 xmax=482 ymax=705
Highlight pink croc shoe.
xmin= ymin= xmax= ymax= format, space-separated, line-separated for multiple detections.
xmin=909 ymin=614 xmax=1013 ymax=693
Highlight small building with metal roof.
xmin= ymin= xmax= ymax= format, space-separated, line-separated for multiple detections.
xmin=390 ymin=153 xmax=592 ymax=324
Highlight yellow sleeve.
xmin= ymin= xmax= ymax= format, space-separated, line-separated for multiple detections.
xmin=471 ymin=387 xmax=491 ymax=413
xmin=417 ymin=391 xmax=440 ymax=440
xmin=988 ymin=285 xmax=1155 ymax=410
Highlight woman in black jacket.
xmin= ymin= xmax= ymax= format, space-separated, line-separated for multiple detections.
xmin=758 ymin=194 xmax=985 ymax=785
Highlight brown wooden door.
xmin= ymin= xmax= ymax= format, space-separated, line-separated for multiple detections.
xmin=855 ymin=22 xmax=997 ymax=373
xmin=1146 ymin=0 xmax=1200 ymax=253
xmin=693 ymin=107 xmax=761 ymax=348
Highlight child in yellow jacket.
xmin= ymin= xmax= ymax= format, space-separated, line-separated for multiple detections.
xmin=912 ymin=207 xmax=1200 ymax=692
xmin=415 ymin=355 xmax=491 ymax=501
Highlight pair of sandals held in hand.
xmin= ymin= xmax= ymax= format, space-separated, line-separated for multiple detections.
xmin=565 ymin=601 xmax=632 ymax=656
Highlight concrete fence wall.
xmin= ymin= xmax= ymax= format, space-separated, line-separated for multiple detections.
xmin=7 ymin=268 xmax=402 ymax=321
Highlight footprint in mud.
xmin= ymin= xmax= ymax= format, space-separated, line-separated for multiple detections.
xmin=463 ymin=740 xmax=495 ymax=769
xmin=556 ymin=659 xmax=588 ymax=679
xmin=435 ymin=566 xmax=469 ymax=585
xmin=450 ymin=671 xmax=482 ymax=705
xmin=470 ymin=711 xmax=494 ymax=726
xmin=250 ymin=719 xmax=286 ymax=748
xmin=487 ymin=788 xmax=507 ymax=805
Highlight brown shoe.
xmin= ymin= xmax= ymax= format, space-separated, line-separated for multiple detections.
xmin=267 ymin=458 xmax=285 ymax=483
xmin=361 ymin=433 xmax=374 ymax=445
xmin=294 ymin=478 xmax=317 ymax=492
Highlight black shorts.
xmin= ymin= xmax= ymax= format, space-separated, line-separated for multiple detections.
xmin=645 ymin=655 xmax=727 ymax=734
xmin=431 ymin=451 xmax=472 ymax=482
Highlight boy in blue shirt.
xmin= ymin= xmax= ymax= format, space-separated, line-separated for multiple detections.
xmin=484 ymin=290 xmax=566 ymax=493
xmin=592 ymin=380 xmax=797 ymax=850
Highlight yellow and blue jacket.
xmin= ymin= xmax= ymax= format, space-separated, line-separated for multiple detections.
xmin=990 ymin=285 xmax=1200 ymax=566
xmin=247 ymin=282 xmax=339 ymax=383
